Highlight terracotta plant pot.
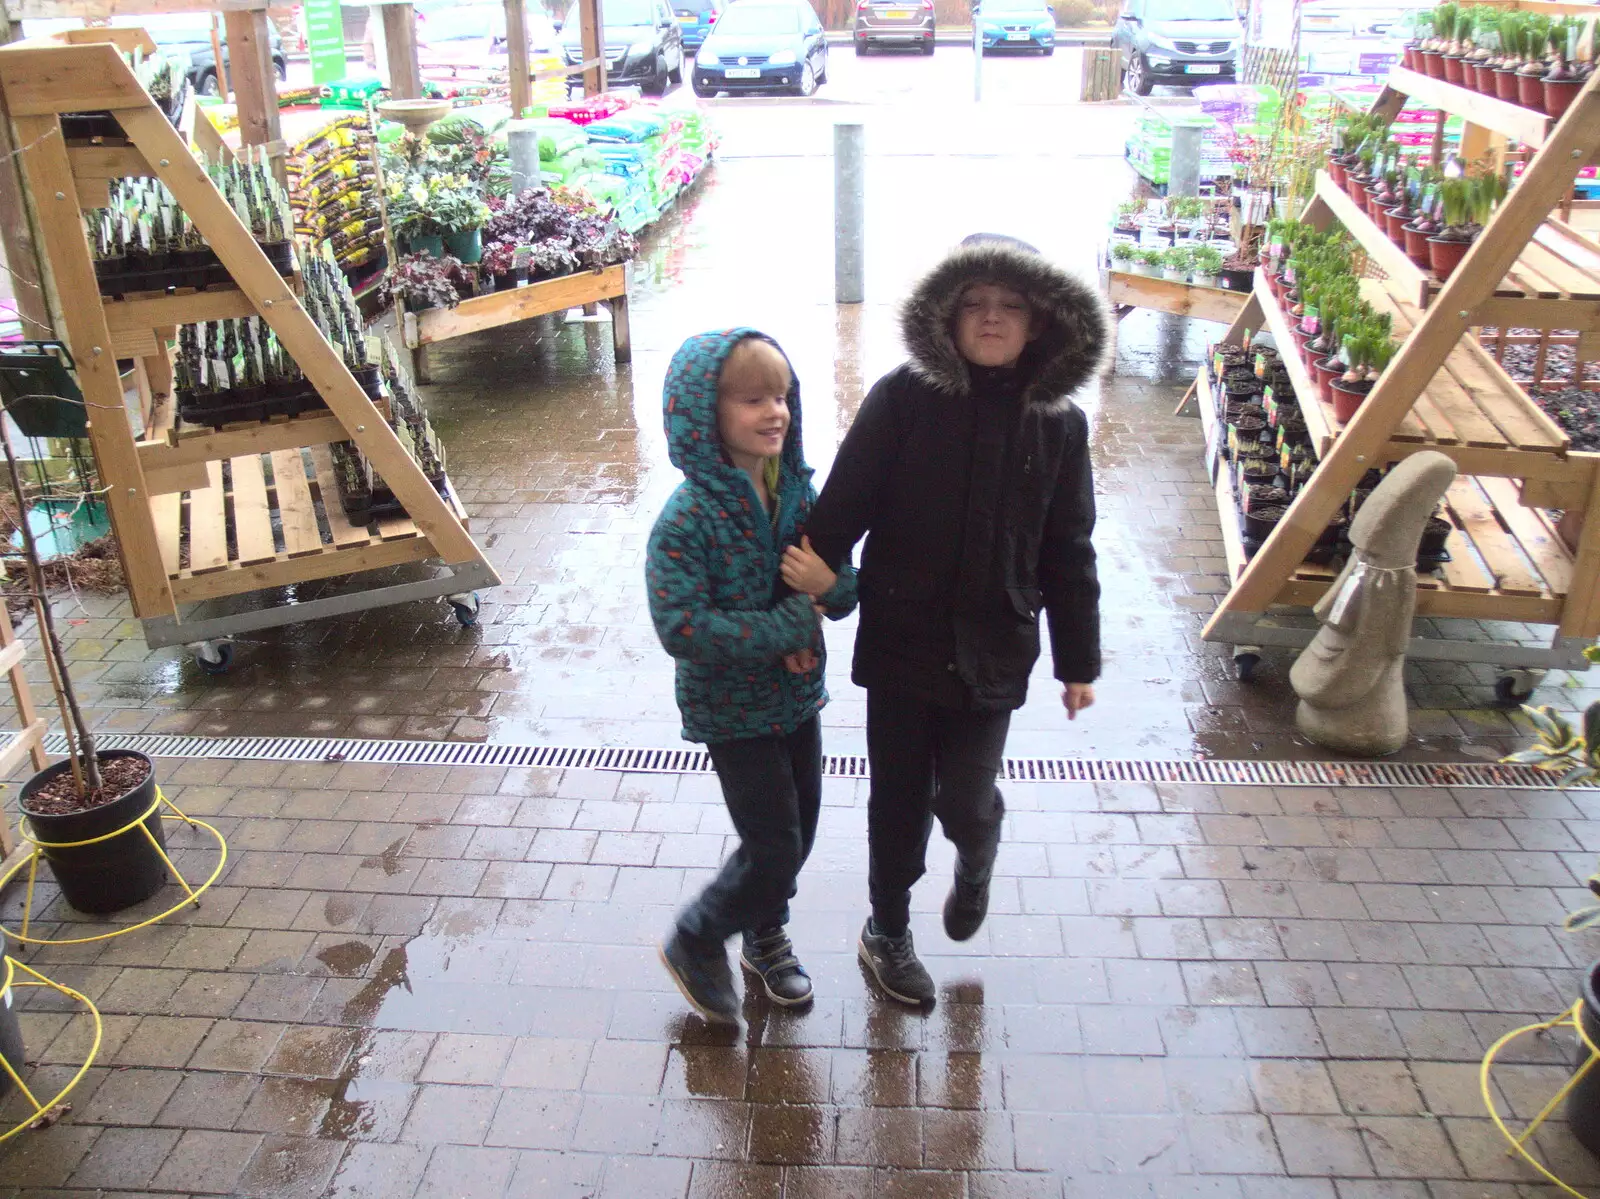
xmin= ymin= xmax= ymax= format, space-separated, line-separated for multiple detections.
xmin=1364 ymin=186 xmax=1386 ymax=216
xmin=1402 ymin=223 xmax=1434 ymax=269
xmin=1443 ymin=54 xmax=1467 ymax=85
xmin=1403 ymin=44 xmax=1420 ymax=71
xmin=1545 ymin=77 xmax=1583 ymax=120
xmin=1331 ymin=378 xmax=1371 ymax=424
xmin=1495 ymin=67 xmax=1521 ymax=102
xmin=1384 ymin=209 xmax=1410 ymax=242
xmin=1421 ymin=49 xmax=1445 ymax=79
xmin=1328 ymin=158 xmax=1348 ymax=188
xmin=1346 ymin=176 xmax=1371 ymax=206
xmin=1428 ymin=234 xmax=1473 ymax=280
xmin=1474 ymin=61 xmax=1499 ymax=94
xmin=1312 ymin=356 xmax=1342 ymax=406
xmin=1290 ymin=327 xmax=1316 ymax=361
xmin=1518 ymin=71 xmax=1546 ymax=109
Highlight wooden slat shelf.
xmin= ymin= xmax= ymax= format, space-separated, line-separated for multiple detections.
xmin=1107 ymin=270 xmax=1249 ymax=324
xmin=1388 ymin=65 xmax=1554 ymax=149
xmin=160 ymin=446 xmax=471 ymax=605
xmin=1253 ymin=271 xmax=1581 ymax=477
xmin=137 ymin=401 xmax=393 ymax=484
xmin=1201 ymin=364 xmax=1575 ymax=622
xmin=1314 ymin=172 xmax=1600 ymax=317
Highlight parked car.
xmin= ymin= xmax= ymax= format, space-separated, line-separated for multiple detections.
xmin=692 ymin=0 xmax=827 ymax=96
xmin=22 ymin=12 xmax=287 ymax=95
xmin=853 ymin=0 xmax=934 ymax=56
xmin=1111 ymin=0 xmax=1240 ymax=95
xmin=673 ymin=0 xmax=727 ymax=52
xmin=974 ymin=0 xmax=1055 ymax=54
xmin=417 ymin=2 xmax=560 ymax=82
xmin=559 ymin=0 xmax=686 ymax=95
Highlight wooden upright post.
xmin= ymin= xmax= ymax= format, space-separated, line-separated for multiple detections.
xmin=505 ymin=0 xmax=531 ymax=115
xmin=382 ymin=2 xmax=422 ymax=99
xmin=223 ymin=8 xmax=282 ymax=176
xmin=0 ymin=6 xmax=53 ymax=340
xmin=579 ymin=0 xmax=606 ymax=97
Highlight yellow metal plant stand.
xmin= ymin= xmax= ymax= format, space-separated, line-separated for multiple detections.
xmin=0 ymin=788 xmax=226 ymax=946
xmin=0 ymin=956 xmax=102 ymax=1147
xmin=1482 ymin=1000 xmax=1600 ymax=1197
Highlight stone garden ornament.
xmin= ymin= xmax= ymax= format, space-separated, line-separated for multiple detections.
xmin=1290 ymin=451 xmax=1458 ymax=756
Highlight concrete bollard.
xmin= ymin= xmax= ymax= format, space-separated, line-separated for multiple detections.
xmin=505 ymin=120 xmax=543 ymax=195
xmin=835 ymin=122 xmax=864 ymax=304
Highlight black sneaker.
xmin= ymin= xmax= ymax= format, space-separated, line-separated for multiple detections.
xmin=660 ymin=930 xmax=740 ymax=1025
xmin=857 ymin=918 xmax=935 ymax=1007
xmin=740 ymin=926 xmax=814 ymax=1006
xmin=942 ymin=866 xmax=991 ymax=942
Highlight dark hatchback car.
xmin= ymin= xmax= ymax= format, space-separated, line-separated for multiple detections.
xmin=853 ymin=0 xmax=935 ymax=55
xmin=1111 ymin=0 xmax=1241 ymax=95
xmin=673 ymin=0 xmax=727 ymax=51
xmin=560 ymin=0 xmax=686 ymax=95
xmin=692 ymin=0 xmax=827 ymax=96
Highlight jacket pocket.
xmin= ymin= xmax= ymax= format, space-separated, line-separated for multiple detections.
xmin=1007 ymin=586 xmax=1043 ymax=622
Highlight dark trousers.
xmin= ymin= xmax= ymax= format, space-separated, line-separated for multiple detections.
xmin=676 ymin=716 xmax=823 ymax=945
xmin=866 ymin=689 xmax=1010 ymax=936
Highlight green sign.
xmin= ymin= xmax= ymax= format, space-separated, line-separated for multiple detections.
xmin=305 ymin=0 xmax=348 ymax=86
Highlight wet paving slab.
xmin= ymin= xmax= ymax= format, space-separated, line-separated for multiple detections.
xmin=27 ymin=105 xmax=1591 ymax=764
xmin=2 ymin=760 xmax=1598 ymax=1196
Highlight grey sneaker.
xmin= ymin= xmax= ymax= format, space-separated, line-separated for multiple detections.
xmin=857 ymin=918 xmax=935 ymax=1007
xmin=660 ymin=930 xmax=740 ymax=1025
xmin=740 ymin=926 xmax=814 ymax=1006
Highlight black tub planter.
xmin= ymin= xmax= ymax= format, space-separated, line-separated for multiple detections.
xmin=1566 ymin=961 xmax=1600 ymax=1157
xmin=0 ymin=961 xmax=23 ymax=1099
xmin=18 ymin=751 xmax=168 ymax=914
xmin=1218 ymin=266 xmax=1256 ymax=292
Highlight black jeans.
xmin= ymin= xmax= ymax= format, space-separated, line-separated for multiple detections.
xmin=676 ymin=716 xmax=823 ymax=945
xmin=866 ymin=689 xmax=1010 ymax=936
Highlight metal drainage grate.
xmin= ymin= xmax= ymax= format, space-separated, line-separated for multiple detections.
xmin=34 ymin=732 xmax=1588 ymax=790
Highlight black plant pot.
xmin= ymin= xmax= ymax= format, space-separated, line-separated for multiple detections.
xmin=1565 ymin=960 xmax=1600 ymax=1157
xmin=1243 ymin=505 xmax=1285 ymax=541
xmin=19 ymin=751 xmax=168 ymax=914
xmin=1218 ymin=266 xmax=1256 ymax=292
xmin=0 ymin=964 xmax=23 ymax=1100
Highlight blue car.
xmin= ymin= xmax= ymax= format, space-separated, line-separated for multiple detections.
xmin=975 ymin=0 xmax=1056 ymax=54
xmin=692 ymin=0 xmax=828 ymax=96
xmin=674 ymin=0 xmax=726 ymax=51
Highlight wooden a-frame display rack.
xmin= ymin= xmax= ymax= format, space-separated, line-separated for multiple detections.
xmin=1201 ymin=60 xmax=1600 ymax=694
xmin=0 ymin=33 xmax=499 ymax=658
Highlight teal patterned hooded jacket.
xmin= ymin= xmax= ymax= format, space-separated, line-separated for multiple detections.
xmin=647 ymin=329 xmax=857 ymax=744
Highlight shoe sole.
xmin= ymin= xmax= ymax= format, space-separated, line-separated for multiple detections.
xmin=658 ymin=944 xmax=740 ymax=1026
xmin=856 ymin=936 xmax=931 ymax=1007
xmin=739 ymin=952 xmax=814 ymax=1007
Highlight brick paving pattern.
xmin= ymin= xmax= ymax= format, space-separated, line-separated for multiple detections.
xmin=2 ymin=759 xmax=1598 ymax=1196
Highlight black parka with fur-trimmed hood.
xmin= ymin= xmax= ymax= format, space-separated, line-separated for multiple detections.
xmin=806 ymin=235 xmax=1108 ymax=710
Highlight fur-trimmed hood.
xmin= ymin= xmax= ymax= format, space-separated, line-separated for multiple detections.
xmin=900 ymin=235 xmax=1110 ymax=411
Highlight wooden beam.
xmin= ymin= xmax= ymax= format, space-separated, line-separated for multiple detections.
xmin=382 ymin=2 xmax=421 ymax=100
xmin=11 ymin=0 xmax=268 ymax=17
xmin=505 ymin=0 xmax=531 ymax=116
xmin=0 ymin=6 xmax=53 ymax=341
xmin=222 ymin=10 xmax=281 ymax=166
xmin=578 ymin=0 xmax=606 ymax=97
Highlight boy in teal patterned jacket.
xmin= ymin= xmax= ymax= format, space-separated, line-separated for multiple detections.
xmin=647 ymin=328 xmax=856 ymax=1025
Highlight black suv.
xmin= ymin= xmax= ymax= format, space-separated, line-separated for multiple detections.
xmin=1111 ymin=0 xmax=1241 ymax=95
xmin=560 ymin=0 xmax=686 ymax=95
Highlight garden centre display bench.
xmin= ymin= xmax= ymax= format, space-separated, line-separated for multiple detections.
xmin=398 ymin=265 xmax=631 ymax=384
xmin=1101 ymin=264 xmax=1247 ymax=384
xmin=0 ymin=34 xmax=499 ymax=669
xmin=1200 ymin=60 xmax=1600 ymax=697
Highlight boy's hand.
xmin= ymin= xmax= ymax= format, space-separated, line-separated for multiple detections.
xmin=781 ymin=536 xmax=838 ymax=599
xmin=784 ymin=649 xmax=819 ymax=674
xmin=1062 ymin=683 xmax=1095 ymax=720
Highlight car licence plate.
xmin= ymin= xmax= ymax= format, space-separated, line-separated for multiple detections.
xmin=882 ymin=8 xmax=912 ymax=16
xmin=677 ymin=13 xmax=695 ymax=21
xmin=725 ymin=66 xmax=761 ymax=77
xmin=1005 ymin=31 xmax=1029 ymax=39
xmin=1187 ymin=63 xmax=1223 ymax=73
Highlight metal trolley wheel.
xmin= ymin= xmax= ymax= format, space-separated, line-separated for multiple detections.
xmin=447 ymin=592 xmax=481 ymax=628
xmin=192 ymin=639 xmax=234 ymax=675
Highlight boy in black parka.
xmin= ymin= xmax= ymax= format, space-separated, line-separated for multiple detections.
xmin=796 ymin=234 xmax=1108 ymax=1006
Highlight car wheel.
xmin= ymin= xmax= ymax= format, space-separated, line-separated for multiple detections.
xmin=644 ymin=56 xmax=669 ymax=95
xmin=274 ymin=57 xmax=287 ymax=80
xmin=692 ymin=80 xmax=716 ymax=96
xmin=1125 ymin=51 xmax=1153 ymax=95
xmin=855 ymin=39 xmax=869 ymax=54
xmin=816 ymin=50 xmax=827 ymax=82
xmin=668 ymin=58 xmax=683 ymax=84
xmin=198 ymin=69 xmax=221 ymax=97
xmin=795 ymin=59 xmax=816 ymax=96
xmin=1042 ymin=42 xmax=1054 ymax=55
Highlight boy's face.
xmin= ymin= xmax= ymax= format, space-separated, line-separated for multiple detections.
xmin=954 ymin=282 xmax=1036 ymax=369
xmin=716 ymin=340 xmax=792 ymax=468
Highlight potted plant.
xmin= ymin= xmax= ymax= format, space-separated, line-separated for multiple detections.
xmin=1113 ymin=200 xmax=1142 ymax=237
xmin=1331 ymin=316 xmax=1396 ymax=423
xmin=377 ymin=252 xmax=468 ymax=313
xmin=1420 ymin=3 xmax=1456 ymax=78
xmin=1442 ymin=5 xmax=1474 ymax=85
xmin=1191 ymin=245 xmax=1224 ymax=288
xmin=433 ymin=178 xmax=493 ymax=265
xmin=1542 ymin=17 xmax=1593 ymax=121
xmin=1109 ymin=241 xmax=1136 ymax=273
xmin=1494 ymin=10 xmax=1528 ymax=101
xmin=0 ymin=415 xmax=167 ymax=914
xmin=1428 ymin=167 xmax=1505 ymax=280
xmin=1161 ymin=245 xmax=1194 ymax=282
xmin=1518 ymin=13 xmax=1554 ymax=109
xmin=1132 ymin=246 xmax=1163 ymax=276
xmin=1403 ymin=10 xmax=1431 ymax=70
xmin=1468 ymin=19 xmax=1498 ymax=93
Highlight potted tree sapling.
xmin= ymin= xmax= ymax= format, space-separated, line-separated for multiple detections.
xmin=0 ymin=419 xmax=169 ymax=914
